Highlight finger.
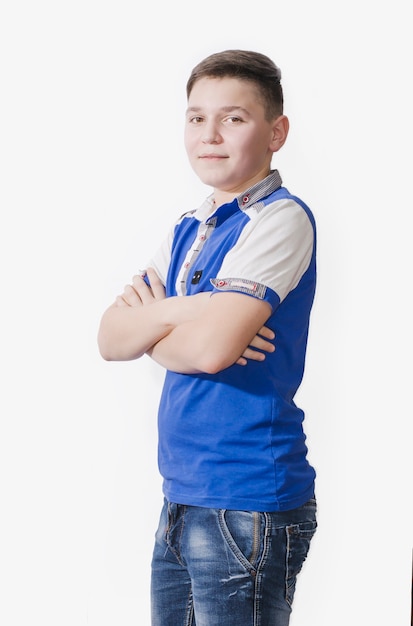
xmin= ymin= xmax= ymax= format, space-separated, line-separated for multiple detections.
xmin=121 ymin=283 xmax=144 ymax=307
xmin=131 ymin=275 xmax=155 ymax=305
xmin=241 ymin=347 xmax=266 ymax=362
xmin=146 ymin=267 xmax=166 ymax=301
xmin=248 ymin=335 xmax=275 ymax=353
xmin=115 ymin=295 xmax=129 ymax=307
xmin=257 ymin=325 xmax=275 ymax=340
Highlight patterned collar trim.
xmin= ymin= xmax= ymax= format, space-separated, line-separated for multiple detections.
xmin=236 ymin=170 xmax=282 ymax=210
xmin=193 ymin=170 xmax=283 ymax=221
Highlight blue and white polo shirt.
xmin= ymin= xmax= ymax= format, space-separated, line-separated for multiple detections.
xmin=147 ymin=170 xmax=317 ymax=512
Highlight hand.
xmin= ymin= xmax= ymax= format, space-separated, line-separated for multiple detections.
xmin=115 ymin=267 xmax=166 ymax=308
xmin=236 ymin=325 xmax=275 ymax=366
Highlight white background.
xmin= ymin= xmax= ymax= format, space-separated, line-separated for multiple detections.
xmin=1 ymin=1 xmax=412 ymax=624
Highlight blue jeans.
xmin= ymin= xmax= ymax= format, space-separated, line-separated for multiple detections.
xmin=151 ymin=498 xmax=317 ymax=626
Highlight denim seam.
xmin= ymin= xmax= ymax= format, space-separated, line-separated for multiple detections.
xmin=184 ymin=589 xmax=194 ymax=626
xmin=253 ymin=512 xmax=272 ymax=626
xmin=217 ymin=509 xmax=257 ymax=576
xmin=165 ymin=503 xmax=187 ymax=566
xmin=284 ymin=522 xmax=317 ymax=608
xmin=285 ymin=525 xmax=293 ymax=608
xmin=250 ymin=511 xmax=261 ymax=567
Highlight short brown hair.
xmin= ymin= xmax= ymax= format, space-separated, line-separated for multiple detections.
xmin=186 ymin=50 xmax=284 ymax=120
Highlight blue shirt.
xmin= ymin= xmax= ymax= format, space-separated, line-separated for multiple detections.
xmin=148 ymin=171 xmax=317 ymax=512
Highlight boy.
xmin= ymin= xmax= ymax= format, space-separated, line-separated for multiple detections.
xmin=98 ymin=49 xmax=317 ymax=626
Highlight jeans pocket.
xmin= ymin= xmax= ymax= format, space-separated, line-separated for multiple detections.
xmin=285 ymin=520 xmax=317 ymax=606
xmin=218 ymin=509 xmax=263 ymax=575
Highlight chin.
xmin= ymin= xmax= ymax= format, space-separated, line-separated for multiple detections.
xmin=194 ymin=169 xmax=232 ymax=189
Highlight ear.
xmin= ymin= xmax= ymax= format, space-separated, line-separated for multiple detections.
xmin=269 ymin=115 xmax=289 ymax=153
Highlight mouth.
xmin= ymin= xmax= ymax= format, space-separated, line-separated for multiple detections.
xmin=198 ymin=154 xmax=228 ymax=160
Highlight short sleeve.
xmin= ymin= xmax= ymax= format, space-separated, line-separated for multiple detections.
xmin=212 ymin=198 xmax=314 ymax=304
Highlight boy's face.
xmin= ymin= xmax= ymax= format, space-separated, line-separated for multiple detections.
xmin=185 ymin=77 xmax=281 ymax=199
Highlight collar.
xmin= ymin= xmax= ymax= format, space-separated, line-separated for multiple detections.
xmin=235 ymin=170 xmax=283 ymax=210
xmin=193 ymin=170 xmax=283 ymax=222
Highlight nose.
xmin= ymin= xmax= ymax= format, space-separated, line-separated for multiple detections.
xmin=202 ymin=120 xmax=221 ymax=144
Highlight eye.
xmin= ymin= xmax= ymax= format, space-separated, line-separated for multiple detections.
xmin=188 ymin=115 xmax=204 ymax=124
xmin=224 ymin=115 xmax=243 ymax=124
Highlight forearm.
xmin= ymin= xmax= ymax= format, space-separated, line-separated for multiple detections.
xmin=148 ymin=292 xmax=272 ymax=375
xmin=97 ymin=299 xmax=174 ymax=361
xmin=147 ymin=321 xmax=238 ymax=374
xmin=98 ymin=291 xmax=212 ymax=362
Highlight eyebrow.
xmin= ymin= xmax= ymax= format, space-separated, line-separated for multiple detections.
xmin=186 ymin=105 xmax=251 ymax=116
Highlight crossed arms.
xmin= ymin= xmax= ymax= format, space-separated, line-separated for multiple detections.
xmin=98 ymin=268 xmax=275 ymax=375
